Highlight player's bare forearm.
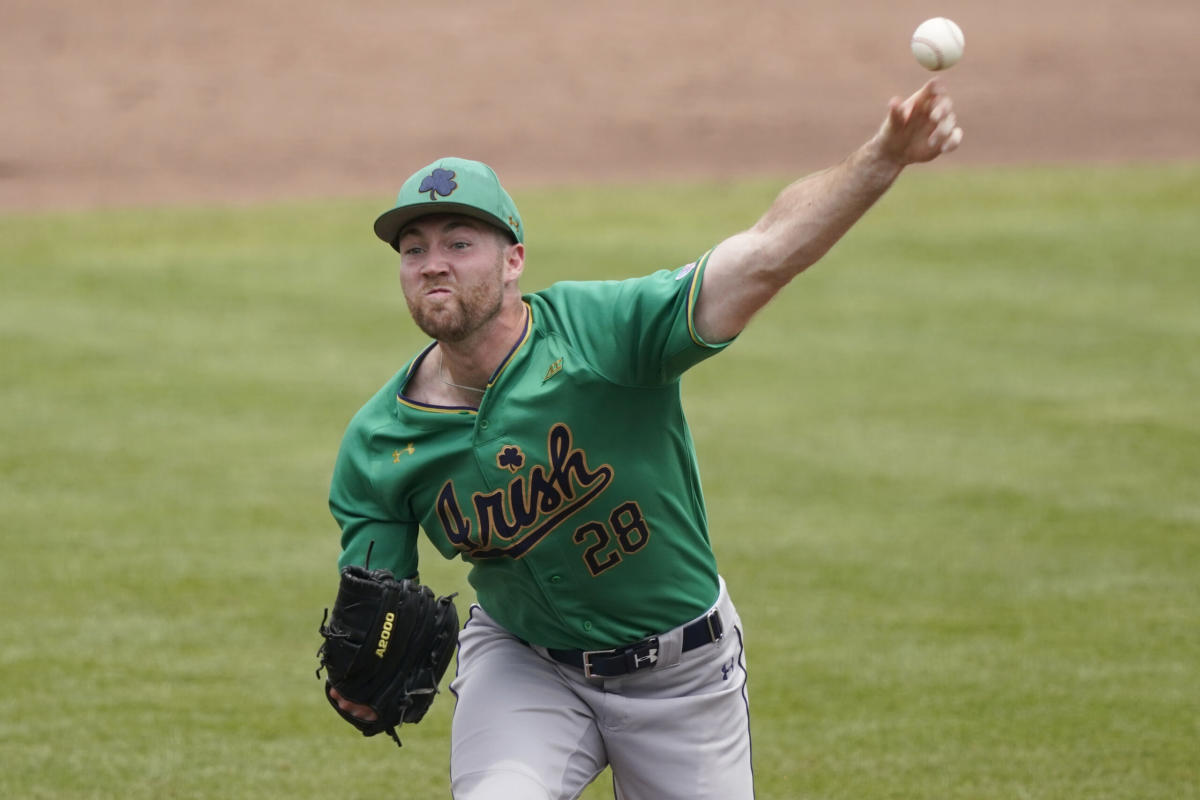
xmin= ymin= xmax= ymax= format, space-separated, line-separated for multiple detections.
xmin=693 ymin=149 xmax=897 ymax=342
xmin=694 ymin=79 xmax=962 ymax=343
xmin=746 ymin=142 xmax=904 ymax=275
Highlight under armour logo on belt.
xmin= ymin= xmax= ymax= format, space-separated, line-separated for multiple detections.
xmin=633 ymin=648 xmax=658 ymax=669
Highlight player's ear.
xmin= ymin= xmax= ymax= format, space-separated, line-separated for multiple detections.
xmin=503 ymin=242 xmax=525 ymax=283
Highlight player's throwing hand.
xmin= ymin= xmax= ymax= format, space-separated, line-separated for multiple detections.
xmin=874 ymin=78 xmax=964 ymax=165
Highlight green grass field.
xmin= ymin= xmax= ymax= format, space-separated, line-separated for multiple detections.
xmin=2 ymin=164 xmax=1197 ymax=799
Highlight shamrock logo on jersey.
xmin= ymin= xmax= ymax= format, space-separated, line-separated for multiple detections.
xmin=419 ymin=168 xmax=457 ymax=200
xmin=496 ymin=445 xmax=525 ymax=473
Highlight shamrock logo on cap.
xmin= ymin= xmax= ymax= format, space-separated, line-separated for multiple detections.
xmin=419 ymin=168 xmax=457 ymax=200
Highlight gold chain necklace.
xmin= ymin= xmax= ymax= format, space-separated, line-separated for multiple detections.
xmin=439 ymin=358 xmax=487 ymax=394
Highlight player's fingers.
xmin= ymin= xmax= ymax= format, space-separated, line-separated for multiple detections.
xmin=941 ymin=125 xmax=964 ymax=153
xmin=929 ymin=95 xmax=954 ymax=124
xmin=341 ymin=700 xmax=378 ymax=722
xmin=929 ymin=111 xmax=958 ymax=146
xmin=913 ymin=78 xmax=943 ymax=113
xmin=330 ymin=686 xmax=379 ymax=721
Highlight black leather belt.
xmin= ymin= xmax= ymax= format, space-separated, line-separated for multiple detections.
xmin=546 ymin=608 xmax=724 ymax=678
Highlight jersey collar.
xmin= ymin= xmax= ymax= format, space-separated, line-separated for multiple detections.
xmin=396 ymin=302 xmax=533 ymax=414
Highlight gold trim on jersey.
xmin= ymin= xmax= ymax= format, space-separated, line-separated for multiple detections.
xmin=486 ymin=302 xmax=533 ymax=388
xmin=397 ymin=392 xmax=478 ymax=415
xmin=685 ymin=248 xmax=718 ymax=348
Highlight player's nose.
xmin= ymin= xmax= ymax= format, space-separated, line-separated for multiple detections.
xmin=420 ymin=255 xmax=452 ymax=277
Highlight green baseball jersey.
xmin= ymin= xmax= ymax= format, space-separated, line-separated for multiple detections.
xmin=329 ymin=250 xmax=732 ymax=650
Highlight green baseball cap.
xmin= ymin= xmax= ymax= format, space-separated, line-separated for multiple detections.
xmin=373 ymin=157 xmax=524 ymax=251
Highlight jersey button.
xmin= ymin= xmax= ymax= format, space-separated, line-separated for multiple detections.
xmin=479 ymin=419 xmax=489 ymax=429
xmin=549 ymin=575 xmax=563 ymax=584
xmin=582 ymin=621 xmax=593 ymax=632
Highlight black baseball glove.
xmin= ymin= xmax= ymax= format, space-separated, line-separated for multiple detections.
xmin=317 ymin=564 xmax=459 ymax=746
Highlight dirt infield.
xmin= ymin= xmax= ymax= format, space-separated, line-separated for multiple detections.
xmin=3 ymin=0 xmax=1197 ymax=211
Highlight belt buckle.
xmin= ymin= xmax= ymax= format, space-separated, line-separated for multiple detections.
xmin=705 ymin=609 xmax=725 ymax=643
xmin=581 ymin=648 xmax=616 ymax=679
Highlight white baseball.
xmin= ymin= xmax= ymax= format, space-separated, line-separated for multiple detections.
xmin=911 ymin=17 xmax=964 ymax=71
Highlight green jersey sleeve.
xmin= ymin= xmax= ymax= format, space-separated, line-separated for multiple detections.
xmin=328 ymin=385 xmax=421 ymax=579
xmin=530 ymin=250 xmax=731 ymax=386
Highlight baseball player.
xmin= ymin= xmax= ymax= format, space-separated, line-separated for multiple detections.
xmin=326 ymin=79 xmax=962 ymax=799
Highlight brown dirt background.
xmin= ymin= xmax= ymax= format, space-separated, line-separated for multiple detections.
xmin=3 ymin=0 xmax=1197 ymax=212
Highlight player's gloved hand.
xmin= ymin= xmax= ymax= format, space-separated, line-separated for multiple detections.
xmin=317 ymin=564 xmax=459 ymax=746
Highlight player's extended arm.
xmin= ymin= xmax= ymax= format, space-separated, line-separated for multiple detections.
xmin=694 ymin=78 xmax=963 ymax=343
